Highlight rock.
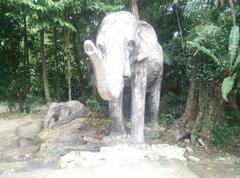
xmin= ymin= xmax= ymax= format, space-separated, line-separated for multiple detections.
xmin=59 ymin=144 xmax=188 ymax=169
xmin=39 ymin=118 xmax=88 ymax=145
xmin=198 ymin=138 xmax=207 ymax=149
xmin=150 ymin=144 xmax=186 ymax=162
xmin=159 ymin=127 xmax=166 ymax=132
xmin=45 ymin=100 xmax=89 ymax=128
xmin=188 ymin=155 xmax=200 ymax=163
xmin=59 ymin=151 xmax=106 ymax=168
xmin=184 ymin=139 xmax=190 ymax=144
xmin=0 ymin=161 xmax=28 ymax=174
xmin=16 ymin=120 xmax=43 ymax=148
xmin=185 ymin=146 xmax=193 ymax=153
xmin=101 ymin=145 xmax=146 ymax=164
xmin=219 ymin=157 xmax=225 ymax=161
xmin=59 ymin=151 xmax=81 ymax=168
xmin=147 ymin=153 xmax=160 ymax=161
xmin=16 ymin=120 xmax=43 ymax=139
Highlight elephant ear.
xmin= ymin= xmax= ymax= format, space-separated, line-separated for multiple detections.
xmin=135 ymin=22 xmax=149 ymax=61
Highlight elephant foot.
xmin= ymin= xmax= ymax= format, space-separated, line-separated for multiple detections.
xmin=145 ymin=121 xmax=159 ymax=131
xmin=111 ymin=122 xmax=126 ymax=136
xmin=144 ymin=122 xmax=160 ymax=140
xmin=110 ymin=130 xmax=126 ymax=137
xmin=130 ymin=136 xmax=145 ymax=144
xmin=104 ymin=133 xmax=130 ymax=144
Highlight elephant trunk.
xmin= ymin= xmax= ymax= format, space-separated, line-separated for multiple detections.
xmin=84 ymin=40 xmax=114 ymax=101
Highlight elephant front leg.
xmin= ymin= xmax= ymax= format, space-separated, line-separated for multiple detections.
xmin=109 ymin=94 xmax=125 ymax=136
xmin=131 ymin=60 xmax=147 ymax=144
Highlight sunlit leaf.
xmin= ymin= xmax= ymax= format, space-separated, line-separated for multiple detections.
xmin=233 ymin=54 xmax=240 ymax=68
xmin=221 ymin=76 xmax=236 ymax=102
xmin=187 ymin=41 xmax=220 ymax=65
xmin=228 ymin=25 xmax=239 ymax=65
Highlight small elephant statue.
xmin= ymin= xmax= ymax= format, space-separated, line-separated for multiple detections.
xmin=84 ymin=11 xmax=163 ymax=144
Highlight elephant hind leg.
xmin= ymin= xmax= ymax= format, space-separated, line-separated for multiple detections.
xmin=145 ymin=76 xmax=162 ymax=128
xmin=123 ymin=86 xmax=131 ymax=122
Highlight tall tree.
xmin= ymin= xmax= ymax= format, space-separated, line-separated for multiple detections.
xmin=53 ymin=28 xmax=60 ymax=101
xmin=72 ymin=16 xmax=84 ymax=96
xmin=40 ymin=30 xmax=51 ymax=102
xmin=64 ymin=29 xmax=72 ymax=101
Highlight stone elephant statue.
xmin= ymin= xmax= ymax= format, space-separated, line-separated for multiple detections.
xmin=84 ymin=11 xmax=163 ymax=144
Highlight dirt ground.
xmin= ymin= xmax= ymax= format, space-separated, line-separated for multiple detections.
xmin=0 ymin=111 xmax=239 ymax=178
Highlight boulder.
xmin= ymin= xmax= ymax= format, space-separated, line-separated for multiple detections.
xmin=37 ymin=118 xmax=90 ymax=160
xmin=39 ymin=118 xmax=88 ymax=145
xmin=185 ymin=146 xmax=194 ymax=153
xmin=188 ymin=155 xmax=201 ymax=163
xmin=16 ymin=120 xmax=43 ymax=148
xmin=44 ymin=100 xmax=89 ymax=129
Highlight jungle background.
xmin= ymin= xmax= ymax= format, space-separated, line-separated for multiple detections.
xmin=0 ymin=0 xmax=240 ymax=150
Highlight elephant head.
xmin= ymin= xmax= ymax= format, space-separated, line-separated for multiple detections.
xmin=84 ymin=11 xmax=147 ymax=100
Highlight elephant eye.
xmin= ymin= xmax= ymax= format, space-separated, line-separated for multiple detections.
xmin=128 ymin=40 xmax=135 ymax=51
xmin=98 ymin=44 xmax=105 ymax=54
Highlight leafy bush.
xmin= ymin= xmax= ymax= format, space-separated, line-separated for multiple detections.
xmin=212 ymin=121 xmax=240 ymax=147
xmin=196 ymin=117 xmax=240 ymax=148
xmin=25 ymin=95 xmax=46 ymax=112
xmin=85 ymin=97 xmax=102 ymax=112
xmin=158 ymin=92 xmax=186 ymax=127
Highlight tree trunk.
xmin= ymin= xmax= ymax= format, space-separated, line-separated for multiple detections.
xmin=72 ymin=15 xmax=84 ymax=97
xmin=175 ymin=3 xmax=185 ymax=51
xmin=64 ymin=29 xmax=72 ymax=101
xmin=22 ymin=16 xmax=30 ymax=112
xmin=175 ymin=70 xmax=182 ymax=96
xmin=130 ymin=0 xmax=139 ymax=20
xmin=228 ymin=90 xmax=240 ymax=121
xmin=23 ymin=16 xmax=29 ymax=72
xmin=53 ymin=28 xmax=60 ymax=101
xmin=179 ymin=79 xmax=199 ymax=126
xmin=72 ymin=34 xmax=84 ymax=96
xmin=176 ymin=80 xmax=223 ymax=140
xmin=40 ymin=30 xmax=51 ymax=102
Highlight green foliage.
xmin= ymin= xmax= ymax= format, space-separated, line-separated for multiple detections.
xmin=187 ymin=41 xmax=220 ymax=65
xmin=212 ymin=121 xmax=240 ymax=147
xmin=184 ymin=0 xmax=214 ymax=18
xmin=228 ymin=25 xmax=239 ymax=65
xmin=85 ymin=97 xmax=101 ymax=112
xmin=221 ymin=25 xmax=240 ymax=102
xmin=221 ymin=75 xmax=236 ymax=101
xmin=190 ymin=115 xmax=240 ymax=147
xmin=190 ymin=132 xmax=198 ymax=145
xmin=234 ymin=55 xmax=240 ymax=68
xmin=53 ymin=17 xmax=76 ymax=32
xmin=186 ymin=19 xmax=240 ymax=102
xmin=163 ymin=52 xmax=173 ymax=65
xmin=158 ymin=92 xmax=186 ymax=127
xmin=25 ymin=95 xmax=45 ymax=110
